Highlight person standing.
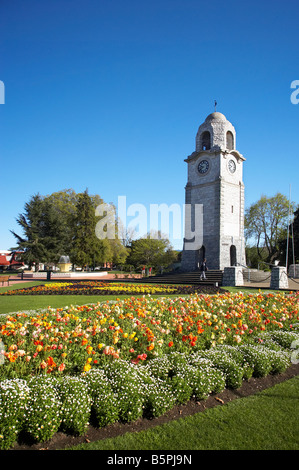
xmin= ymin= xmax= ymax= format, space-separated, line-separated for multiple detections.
xmin=200 ymin=258 xmax=208 ymax=280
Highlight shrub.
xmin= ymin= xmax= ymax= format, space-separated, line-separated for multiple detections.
xmin=0 ymin=378 xmax=30 ymax=450
xmin=167 ymin=375 xmax=193 ymax=405
xmin=103 ymin=360 xmax=144 ymax=423
xmin=290 ymin=323 xmax=299 ymax=332
xmin=269 ymin=350 xmax=291 ymax=374
xmin=238 ymin=345 xmax=274 ymax=377
xmin=24 ymin=376 xmax=62 ymax=443
xmin=253 ymin=334 xmax=284 ymax=352
xmin=84 ymin=369 xmax=119 ymax=428
xmin=145 ymin=356 xmax=172 ymax=380
xmin=167 ymin=352 xmax=189 ymax=372
xmin=172 ymin=363 xmax=211 ymax=400
xmin=269 ymin=331 xmax=299 ymax=350
xmin=213 ymin=345 xmax=254 ymax=380
xmin=140 ymin=372 xmax=176 ymax=418
xmin=200 ymin=350 xmax=244 ymax=389
xmin=188 ymin=353 xmax=226 ymax=393
xmin=59 ymin=376 xmax=92 ymax=436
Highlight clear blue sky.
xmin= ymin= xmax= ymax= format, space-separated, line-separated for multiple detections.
xmin=0 ymin=0 xmax=298 ymax=251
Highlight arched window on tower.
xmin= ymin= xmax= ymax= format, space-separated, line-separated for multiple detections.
xmin=226 ymin=131 xmax=234 ymax=150
xmin=201 ymin=131 xmax=211 ymax=150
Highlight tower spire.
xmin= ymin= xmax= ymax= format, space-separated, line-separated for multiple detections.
xmin=214 ymin=100 xmax=217 ymax=112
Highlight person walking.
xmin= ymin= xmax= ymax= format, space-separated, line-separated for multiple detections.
xmin=200 ymin=258 xmax=208 ymax=280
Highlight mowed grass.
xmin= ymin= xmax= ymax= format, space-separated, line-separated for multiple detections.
xmin=0 ymin=280 xmax=187 ymax=314
xmin=69 ymin=376 xmax=299 ymax=450
xmin=0 ymin=281 xmax=123 ymax=314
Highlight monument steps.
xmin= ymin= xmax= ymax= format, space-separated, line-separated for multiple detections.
xmin=139 ymin=270 xmax=223 ymax=286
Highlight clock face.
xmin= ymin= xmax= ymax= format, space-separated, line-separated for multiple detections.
xmin=198 ymin=159 xmax=209 ymax=174
xmin=228 ymin=159 xmax=236 ymax=173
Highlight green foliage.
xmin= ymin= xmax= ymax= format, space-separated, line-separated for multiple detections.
xmin=59 ymin=376 xmax=92 ymax=436
xmin=245 ymin=192 xmax=297 ymax=264
xmin=0 ymin=334 xmax=297 ymax=449
xmin=260 ymin=330 xmax=299 ymax=350
xmin=102 ymin=360 xmax=144 ymax=423
xmin=138 ymin=367 xmax=176 ymax=418
xmin=71 ymin=190 xmax=102 ymax=268
xmin=167 ymin=375 xmax=193 ymax=405
xmin=237 ymin=344 xmax=290 ymax=377
xmin=126 ymin=232 xmax=178 ymax=271
xmin=11 ymin=189 xmax=129 ymax=270
xmin=83 ymin=369 xmax=120 ymax=428
xmin=11 ymin=194 xmax=68 ymax=268
xmin=0 ymin=379 xmax=30 ymax=449
xmin=24 ymin=376 xmax=62 ymax=443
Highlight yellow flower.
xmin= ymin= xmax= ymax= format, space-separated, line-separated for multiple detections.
xmin=83 ymin=363 xmax=92 ymax=372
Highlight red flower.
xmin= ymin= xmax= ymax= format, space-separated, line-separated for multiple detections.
xmin=47 ymin=356 xmax=56 ymax=367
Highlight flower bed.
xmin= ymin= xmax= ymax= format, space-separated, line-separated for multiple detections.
xmin=0 ymin=291 xmax=298 ymax=378
xmin=0 ymin=290 xmax=298 ymax=449
xmin=0 ymin=341 xmax=298 ymax=450
xmin=0 ymin=281 xmax=219 ymax=296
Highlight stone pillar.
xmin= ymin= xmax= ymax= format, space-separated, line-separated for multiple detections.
xmin=288 ymin=264 xmax=299 ymax=279
xmin=270 ymin=266 xmax=289 ymax=290
xmin=222 ymin=266 xmax=244 ymax=287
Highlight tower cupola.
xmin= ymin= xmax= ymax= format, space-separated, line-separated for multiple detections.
xmin=195 ymin=112 xmax=236 ymax=152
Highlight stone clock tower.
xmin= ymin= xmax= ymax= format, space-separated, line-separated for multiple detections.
xmin=181 ymin=111 xmax=246 ymax=271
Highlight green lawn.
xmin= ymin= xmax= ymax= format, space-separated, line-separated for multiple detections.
xmin=69 ymin=376 xmax=299 ymax=450
xmin=0 ymin=281 xmax=186 ymax=314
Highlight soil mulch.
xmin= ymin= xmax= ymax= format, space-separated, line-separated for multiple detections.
xmin=11 ymin=362 xmax=299 ymax=451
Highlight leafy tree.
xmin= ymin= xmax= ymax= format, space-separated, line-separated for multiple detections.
xmin=245 ymin=193 xmax=297 ymax=265
xmin=245 ymin=245 xmax=268 ymax=269
xmin=12 ymin=189 xmax=128 ymax=270
xmin=126 ymin=232 xmax=178 ymax=272
xmin=71 ymin=190 xmax=103 ymax=269
xmin=11 ymin=194 xmax=67 ymax=270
